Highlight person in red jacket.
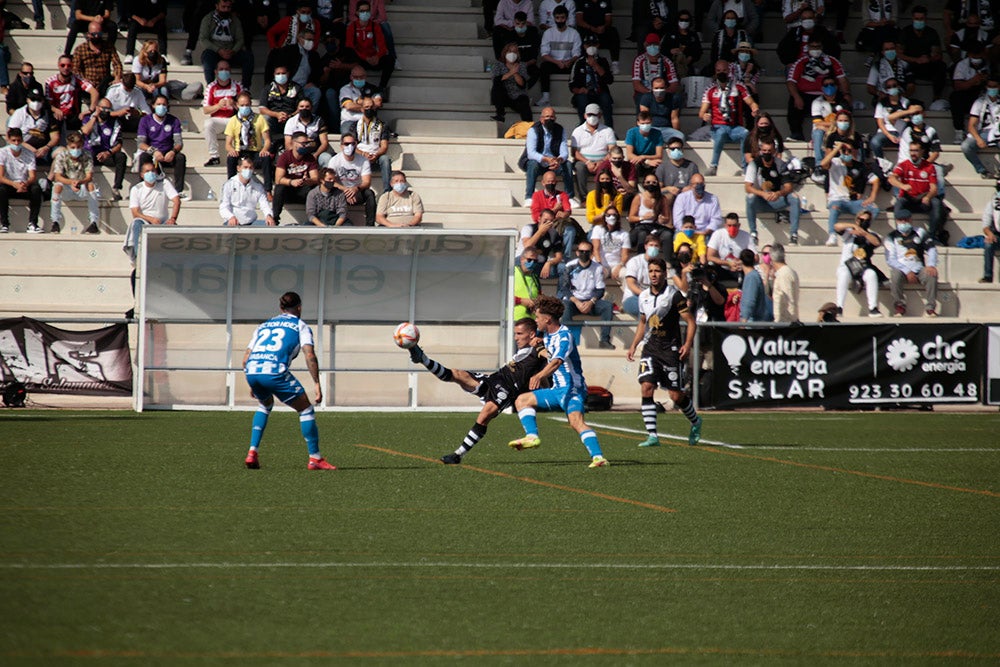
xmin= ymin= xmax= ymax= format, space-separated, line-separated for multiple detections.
xmin=345 ymin=0 xmax=394 ymax=90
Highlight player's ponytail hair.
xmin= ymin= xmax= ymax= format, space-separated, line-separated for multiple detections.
xmin=279 ymin=291 xmax=302 ymax=311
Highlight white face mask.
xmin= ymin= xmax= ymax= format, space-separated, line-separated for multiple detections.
xmin=342 ymin=144 xmax=356 ymax=157
xmin=801 ymin=19 xmax=815 ymax=30
xmin=302 ymin=40 xmax=314 ymax=50
xmin=586 ymin=46 xmax=598 ymax=56
xmin=678 ymin=21 xmax=690 ymax=29
xmin=808 ymin=48 xmax=823 ymax=58
xmin=28 ymin=100 xmax=43 ymax=112
xmin=392 ymin=182 xmax=408 ymax=194
xmin=586 ymin=115 xmax=599 ymax=127
xmin=505 ymin=51 xmax=518 ymax=63
xmin=240 ymin=168 xmax=253 ymax=180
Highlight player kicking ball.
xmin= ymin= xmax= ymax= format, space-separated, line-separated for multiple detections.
xmin=507 ymin=295 xmax=610 ymax=468
xmin=406 ymin=317 xmax=549 ymax=464
xmin=626 ymin=257 xmax=703 ymax=447
xmin=242 ymin=291 xmax=336 ymax=470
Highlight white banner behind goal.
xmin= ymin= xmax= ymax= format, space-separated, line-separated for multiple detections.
xmin=136 ymin=228 xmax=518 ymax=411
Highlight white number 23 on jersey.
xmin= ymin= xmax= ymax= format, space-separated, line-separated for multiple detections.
xmin=251 ymin=327 xmax=287 ymax=352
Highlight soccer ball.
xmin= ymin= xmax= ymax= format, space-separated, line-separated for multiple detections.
xmin=393 ymin=322 xmax=420 ymax=349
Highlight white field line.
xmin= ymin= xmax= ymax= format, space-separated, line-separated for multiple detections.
xmin=1 ymin=561 xmax=998 ymax=572
xmin=571 ymin=418 xmax=1000 ymax=452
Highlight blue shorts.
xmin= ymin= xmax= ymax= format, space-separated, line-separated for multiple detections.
xmin=532 ymin=386 xmax=586 ymax=415
xmin=246 ymin=371 xmax=305 ymax=405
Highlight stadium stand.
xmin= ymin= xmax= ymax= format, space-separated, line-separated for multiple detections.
xmin=0 ymin=0 xmax=998 ymax=406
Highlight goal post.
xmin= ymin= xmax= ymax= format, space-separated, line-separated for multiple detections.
xmin=136 ymin=227 xmax=518 ymax=411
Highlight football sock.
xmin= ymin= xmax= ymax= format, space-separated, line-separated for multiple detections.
xmin=249 ymin=405 xmax=271 ymax=450
xmin=299 ymin=406 xmax=320 ymax=456
xmin=641 ymin=397 xmax=658 ymax=435
xmin=580 ymin=429 xmax=603 ymax=457
xmin=455 ymin=422 xmax=488 ymax=456
xmin=517 ymin=407 xmax=538 ymax=437
xmin=676 ymin=395 xmax=699 ymax=425
xmin=413 ymin=346 xmax=453 ymax=382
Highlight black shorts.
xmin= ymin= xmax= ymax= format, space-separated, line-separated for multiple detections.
xmin=637 ymin=349 xmax=682 ymax=391
xmin=474 ymin=371 xmax=518 ymax=411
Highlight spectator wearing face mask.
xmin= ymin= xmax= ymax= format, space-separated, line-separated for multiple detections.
xmin=491 ymin=41 xmax=533 ymax=123
xmin=663 ymin=11 xmax=703 ymax=80
xmin=783 ymin=0 xmax=825 ymax=29
xmin=220 ymin=155 xmax=276 ymax=226
xmin=199 ymin=0 xmax=255 ymax=91
xmin=354 ymin=97 xmax=392 ymax=192
xmin=492 ymin=0 xmax=537 ymax=61
xmin=572 ymin=105 xmax=616 ymax=202
xmin=64 ymin=0 xmax=116 ymax=58
xmin=586 ymin=168 xmax=623 ymax=225
xmin=981 ymin=178 xmax=1000 ymax=283
xmin=344 ymin=1 xmax=394 ymax=91
xmin=962 ymin=77 xmax=1000 ymax=178
xmin=590 ymin=205 xmax=630 ymax=280
xmin=536 ymin=5 xmax=582 ymax=109
xmin=786 ymin=38 xmax=850 ymax=141
xmin=738 ymin=248 xmax=773 ymax=322
xmin=283 ymin=99 xmax=333 ymax=168
xmin=809 ymin=75 xmax=848 ymax=168
xmin=629 ymin=173 xmax=671 ymax=250
xmin=706 ymin=212 xmax=756 ymax=284
xmin=273 ymin=131 xmax=320 ymax=225
xmin=136 ymin=95 xmax=188 ymax=200
xmin=656 ymin=137 xmax=699 ymax=215
xmin=833 ymin=211 xmax=886 ymax=317
xmin=524 ymin=107 xmax=577 ymax=208
xmin=49 ymin=131 xmax=99 ymax=235
xmin=671 ymin=172 xmax=721 ymax=236
xmin=104 ymin=72 xmax=151 ymax=134
xmin=898 ymin=5 xmax=947 ymax=103
xmin=336 ymin=66 xmax=383 ymax=137
xmin=596 ymin=145 xmax=638 ymax=211
xmin=570 ymin=35 xmax=615 ymax=129
xmin=80 ymin=97 xmax=126 ymax=201
xmin=632 ymin=34 xmax=678 ymax=110
xmin=6 ymin=63 xmax=43 ymax=116
xmin=330 ymin=133 xmax=377 ymax=226
xmin=673 ymin=215 xmax=708 ymax=264
xmin=856 ymin=0 xmax=897 ymax=60
xmin=7 ymin=91 xmax=60 ymax=171
xmin=889 ymin=140 xmax=945 ymax=240
xmin=260 ymin=66 xmax=304 ymax=140
xmin=728 ymin=41 xmax=760 ymax=100
xmin=625 ymin=110 xmax=665 ymax=179
xmin=622 ymin=234 xmax=665 ymax=315
xmin=72 ymin=20 xmax=122 ymax=97
xmin=744 ymin=138 xmax=802 ymax=246
xmin=509 ymin=12 xmax=541 ymax=89
xmin=304 ymin=167 xmax=348 ymax=227
xmin=869 ymin=78 xmax=915 ymax=159
xmin=742 ymin=112 xmax=787 ymax=170
xmin=267 ymin=0 xmax=323 ymax=50
xmin=950 ymin=43 xmax=990 ymax=145
xmin=224 ymin=91 xmax=273 ymax=191
xmin=947 ymin=11 xmax=991 ymax=64
xmin=708 ymin=10 xmax=750 ymax=68
xmin=866 ymin=40 xmax=914 ymax=99
xmin=821 ymin=137 xmax=879 ymax=246
xmin=575 ymin=0 xmax=621 ymax=76
xmin=776 ymin=7 xmax=840 ymax=69
xmin=704 ymin=1 xmax=759 ymax=41
xmin=266 ymin=28 xmax=324 ymax=112
xmin=376 ymin=171 xmax=423 ymax=227
xmin=884 ymin=210 xmax=938 ymax=317
xmin=560 ymin=238 xmax=616 ymax=349
xmin=638 ymin=76 xmax=683 ymax=145
xmin=202 ymin=60 xmax=242 ymax=167
xmin=513 ymin=246 xmax=543 ymax=321
xmin=699 ymin=59 xmax=758 ymax=176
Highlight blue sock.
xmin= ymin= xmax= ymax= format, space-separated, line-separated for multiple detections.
xmin=517 ymin=407 xmax=538 ymax=437
xmin=300 ymin=406 xmax=320 ymax=457
xmin=250 ymin=406 xmax=271 ymax=449
xmin=580 ymin=429 xmax=603 ymax=457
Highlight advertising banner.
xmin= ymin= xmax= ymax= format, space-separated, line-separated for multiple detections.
xmin=0 ymin=317 xmax=133 ymax=395
xmin=988 ymin=326 xmax=1000 ymax=406
xmin=710 ymin=324 xmax=984 ymax=409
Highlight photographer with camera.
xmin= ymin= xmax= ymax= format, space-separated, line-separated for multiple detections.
xmin=676 ymin=240 xmax=726 ymax=323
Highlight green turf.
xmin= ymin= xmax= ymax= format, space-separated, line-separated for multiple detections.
xmin=1 ymin=409 xmax=999 ymax=665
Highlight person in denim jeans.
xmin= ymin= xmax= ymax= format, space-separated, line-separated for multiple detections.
xmin=698 ymin=60 xmax=759 ymax=176
xmin=744 ymin=138 xmax=801 ymax=245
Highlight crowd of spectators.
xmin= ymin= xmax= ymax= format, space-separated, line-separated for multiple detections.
xmin=0 ymin=0 xmax=997 ymax=326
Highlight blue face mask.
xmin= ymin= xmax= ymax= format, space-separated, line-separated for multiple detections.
xmin=738 ymin=52 xmax=751 ymax=63
xmin=911 ymin=113 xmax=924 ymax=125
xmin=69 ymin=147 xmax=82 ymax=158
xmin=990 ymin=88 xmax=1000 ymax=98
xmin=352 ymin=79 xmax=366 ymax=88
xmin=840 ymin=153 xmax=852 ymax=164
xmin=524 ymin=259 xmax=540 ymax=273
xmin=358 ymin=10 xmax=371 ymax=21
xmin=887 ymin=86 xmax=900 ymax=97
xmin=217 ymin=69 xmax=231 ymax=82
xmin=724 ymin=18 xmax=737 ymax=29
xmin=668 ymin=148 xmax=683 ymax=161
xmin=837 ymin=120 xmax=850 ymax=132
xmin=683 ymin=229 xmax=694 ymax=238
xmin=154 ymin=104 xmax=167 ymax=116
xmin=913 ymin=20 xmax=925 ymax=30
xmin=884 ymin=49 xmax=896 ymax=60
xmin=694 ymin=183 xmax=706 ymax=196
xmin=897 ymin=222 xmax=912 ymax=235
xmin=646 ymin=45 xmax=660 ymax=57
xmin=274 ymin=73 xmax=288 ymax=85
xmin=646 ymin=246 xmax=660 ymax=258
xmin=823 ymin=84 xmax=837 ymax=96
xmin=143 ymin=171 xmax=157 ymax=184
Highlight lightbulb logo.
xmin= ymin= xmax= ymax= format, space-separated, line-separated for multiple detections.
xmin=885 ymin=337 xmax=920 ymax=372
xmin=721 ymin=335 xmax=747 ymax=374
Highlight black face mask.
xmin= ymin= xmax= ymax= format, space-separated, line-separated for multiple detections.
xmin=363 ymin=108 xmax=375 ymax=119
xmin=299 ymin=110 xmax=312 ymax=121
xmin=544 ymin=183 xmax=557 ymax=193
xmin=99 ymin=110 xmax=111 ymax=121
xmin=677 ymin=252 xmax=692 ymax=264
xmin=760 ymin=153 xmax=773 ymax=162
xmin=716 ymin=72 xmax=729 ymax=84
xmin=858 ymin=218 xmax=871 ymax=230
xmin=600 ymin=181 xmax=614 ymax=191
xmin=543 ymin=119 xmax=556 ymax=130
xmin=610 ymin=159 xmax=623 ymax=166
xmin=643 ymin=183 xmax=658 ymax=193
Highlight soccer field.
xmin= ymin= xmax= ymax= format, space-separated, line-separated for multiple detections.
xmin=2 ymin=409 xmax=999 ymax=664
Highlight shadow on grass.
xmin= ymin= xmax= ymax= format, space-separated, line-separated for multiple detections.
xmin=0 ymin=412 xmax=143 ymax=422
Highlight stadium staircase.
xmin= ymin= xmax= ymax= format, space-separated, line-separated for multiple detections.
xmin=0 ymin=0 xmax=997 ymax=406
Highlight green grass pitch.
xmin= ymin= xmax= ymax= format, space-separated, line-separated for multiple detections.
xmin=1 ymin=409 xmax=999 ymax=664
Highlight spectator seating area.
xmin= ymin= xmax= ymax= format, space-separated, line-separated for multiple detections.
xmin=0 ymin=0 xmax=998 ymax=404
